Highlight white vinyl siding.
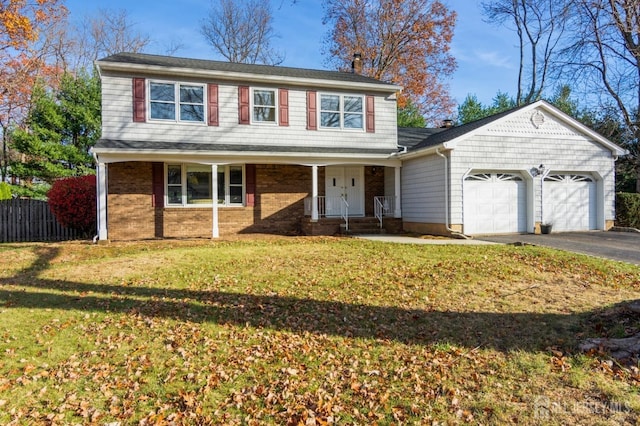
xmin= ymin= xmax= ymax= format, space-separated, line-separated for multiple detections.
xmin=401 ymin=155 xmax=446 ymax=223
xmin=100 ymin=73 xmax=398 ymax=151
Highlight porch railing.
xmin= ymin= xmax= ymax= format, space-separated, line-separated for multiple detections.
xmin=374 ymin=195 xmax=395 ymax=228
xmin=304 ymin=196 xmax=349 ymax=231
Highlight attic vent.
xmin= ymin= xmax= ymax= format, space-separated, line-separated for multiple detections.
xmin=531 ymin=111 xmax=545 ymax=129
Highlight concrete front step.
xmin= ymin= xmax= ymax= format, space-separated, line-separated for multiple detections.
xmin=301 ymin=217 xmax=402 ymax=236
xmin=340 ymin=218 xmax=385 ymax=235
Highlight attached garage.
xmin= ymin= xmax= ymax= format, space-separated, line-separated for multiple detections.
xmin=463 ymin=173 xmax=527 ymax=234
xmin=398 ymin=100 xmax=627 ymax=237
xmin=543 ymin=174 xmax=597 ymax=231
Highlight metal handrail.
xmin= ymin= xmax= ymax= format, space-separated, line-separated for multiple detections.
xmin=340 ymin=196 xmax=349 ymax=231
xmin=374 ymin=197 xmax=384 ymax=229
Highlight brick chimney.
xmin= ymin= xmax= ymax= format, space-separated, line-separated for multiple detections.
xmin=351 ymin=53 xmax=362 ymax=74
xmin=441 ymin=119 xmax=454 ymax=129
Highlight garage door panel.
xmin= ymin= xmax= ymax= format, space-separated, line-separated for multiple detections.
xmin=464 ymin=173 xmax=527 ymax=235
xmin=543 ymin=174 xmax=596 ymax=232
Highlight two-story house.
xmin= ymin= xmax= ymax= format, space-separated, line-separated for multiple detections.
xmin=92 ymin=53 xmax=403 ymax=240
xmin=93 ymin=52 xmax=627 ymax=241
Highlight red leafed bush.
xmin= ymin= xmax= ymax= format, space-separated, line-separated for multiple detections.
xmin=48 ymin=175 xmax=96 ymax=235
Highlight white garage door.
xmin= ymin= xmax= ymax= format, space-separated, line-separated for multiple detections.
xmin=463 ymin=173 xmax=527 ymax=234
xmin=543 ymin=174 xmax=596 ymax=231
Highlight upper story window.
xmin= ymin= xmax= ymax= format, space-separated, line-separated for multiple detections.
xmin=150 ymin=81 xmax=205 ymax=123
xmin=252 ymin=88 xmax=277 ymax=123
xmin=319 ymin=94 xmax=364 ymax=130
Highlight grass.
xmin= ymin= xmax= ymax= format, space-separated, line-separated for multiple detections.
xmin=0 ymin=236 xmax=639 ymax=424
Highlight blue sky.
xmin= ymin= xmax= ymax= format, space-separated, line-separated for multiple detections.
xmin=64 ymin=0 xmax=520 ymax=108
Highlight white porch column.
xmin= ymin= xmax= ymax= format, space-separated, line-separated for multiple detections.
xmin=97 ymin=161 xmax=108 ymax=240
xmin=394 ymin=166 xmax=402 ymax=218
xmin=211 ymin=164 xmax=219 ymax=238
xmin=311 ymin=165 xmax=319 ymax=222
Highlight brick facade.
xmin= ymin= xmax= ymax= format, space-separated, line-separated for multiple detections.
xmin=107 ymin=162 xmax=156 ymax=241
xmin=106 ymin=162 xmax=387 ymax=240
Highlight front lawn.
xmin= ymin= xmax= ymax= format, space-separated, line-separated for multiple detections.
xmin=0 ymin=237 xmax=639 ymax=424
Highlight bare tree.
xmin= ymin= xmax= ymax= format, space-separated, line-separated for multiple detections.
xmin=561 ymin=0 xmax=639 ymax=191
xmin=481 ymin=0 xmax=570 ymax=105
xmin=200 ymin=0 xmax=283 ymax=65
xmin=65 ymin=9 xmax=150 ymax=72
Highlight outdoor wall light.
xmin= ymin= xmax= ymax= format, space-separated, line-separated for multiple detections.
xmin=530 ymin=164 xmax=545 ymax=177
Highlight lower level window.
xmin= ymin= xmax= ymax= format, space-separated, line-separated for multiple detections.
xmin=166 ymin=164 xmax=244 ymax=206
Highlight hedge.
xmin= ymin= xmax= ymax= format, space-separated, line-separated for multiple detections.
xmin=616 ymin=192 xmax=640 ymax=229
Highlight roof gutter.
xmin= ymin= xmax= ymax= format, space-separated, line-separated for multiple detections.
xmin=397 ymin=141 xmax=457 ymax=160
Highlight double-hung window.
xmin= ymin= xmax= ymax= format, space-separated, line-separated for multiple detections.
xmin=150 ymin=82 xmax=205 ymax=123
xmin=217 ymin=166 xmax=245 ymax=205
xmin=166 ymin=164 xmax=244 ymax=207
xmin=319 ymin=94 xmax=364 ymax=130
xmin=252 ymin=88 xmax=276 ymax=123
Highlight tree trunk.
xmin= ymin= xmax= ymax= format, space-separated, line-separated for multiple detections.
xmin=581 ymin=300 xmax=640 ymax=360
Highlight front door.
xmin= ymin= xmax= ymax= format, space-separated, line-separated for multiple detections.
xmin=325 ymin=166 xmax=364 ymax=217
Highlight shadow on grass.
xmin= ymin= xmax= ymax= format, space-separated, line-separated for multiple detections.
xmin=0 ymin=246 xmax=592 ymax=353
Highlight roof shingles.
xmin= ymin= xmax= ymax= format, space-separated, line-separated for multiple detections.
xmin=98 ymin=52 xmax=396 ymax=88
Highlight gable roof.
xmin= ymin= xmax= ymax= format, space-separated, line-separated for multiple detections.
xmin=96 ymin=52 xmax=401 ymax=93
xmin=398 ymin=100 xmax=628 ymax=157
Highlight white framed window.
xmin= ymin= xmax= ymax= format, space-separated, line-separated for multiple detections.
xmin=166 ymin=164 xmax=245 ymax=207
xmin=149 ymin=81 xmax=205 ymax=123
xmin=252 ymin=88 xmax=277 ymax=123
xmin=319 ymin=93 xmax=364 ymax=130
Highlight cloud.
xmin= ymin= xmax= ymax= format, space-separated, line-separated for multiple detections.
xmin=474 ymin=50 xmax=515 ymax=69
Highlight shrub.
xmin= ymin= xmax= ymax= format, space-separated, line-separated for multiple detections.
xmin=48 ymin=175 xmax=96 ymax=235
xmin=0 ymin=182 xmax=11 ymax=200
xmin=9 ymin=183 xmax=50 ymax=200
xmin=615 ymin=192 xmax=640 ymax=229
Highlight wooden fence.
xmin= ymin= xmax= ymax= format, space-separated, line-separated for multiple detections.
xmin=0 ymin=199 xmax=80 ymax=243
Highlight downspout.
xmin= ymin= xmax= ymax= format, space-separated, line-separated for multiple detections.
xmin=436 ymin=147 xmax=469 ymax=239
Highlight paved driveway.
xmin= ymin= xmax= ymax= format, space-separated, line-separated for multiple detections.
xmin=477 ymin=231 xmax=640 ymax=265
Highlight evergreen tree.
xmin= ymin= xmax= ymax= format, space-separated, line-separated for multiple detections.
xmin=457 ymin=92 xmax=515 ymax=124
xmin=397 ymin=99 xmax=427 ymax=128
xmin=10 ymin=71 xmax=101 ymax=184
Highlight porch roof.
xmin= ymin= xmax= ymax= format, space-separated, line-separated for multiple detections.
xmin=93 ymin=139 xmax=398 ymax=156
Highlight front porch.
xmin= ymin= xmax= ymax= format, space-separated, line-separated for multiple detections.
xmin=302 ymin=195 xmax=403 ymax=235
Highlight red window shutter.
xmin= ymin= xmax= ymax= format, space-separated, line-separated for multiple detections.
xmin=245 ymin=164 xmax=256 ymax=207
xmin=238 ymin=86 xmax=250 ymax=124
xmin=132 ymin=78 xmax=146 ymax=122
xmin=151 ymin=162 xmax=164 ymax=208
xmin=279 ymin=88 xmax=289 ymax=126
xmin=306 ymin=90 xmax=317 ymax=130
xmin=366 ymin=95 xmax=375 ymax=133
xmin=208 ymin=84 xmax=219 ymax=126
